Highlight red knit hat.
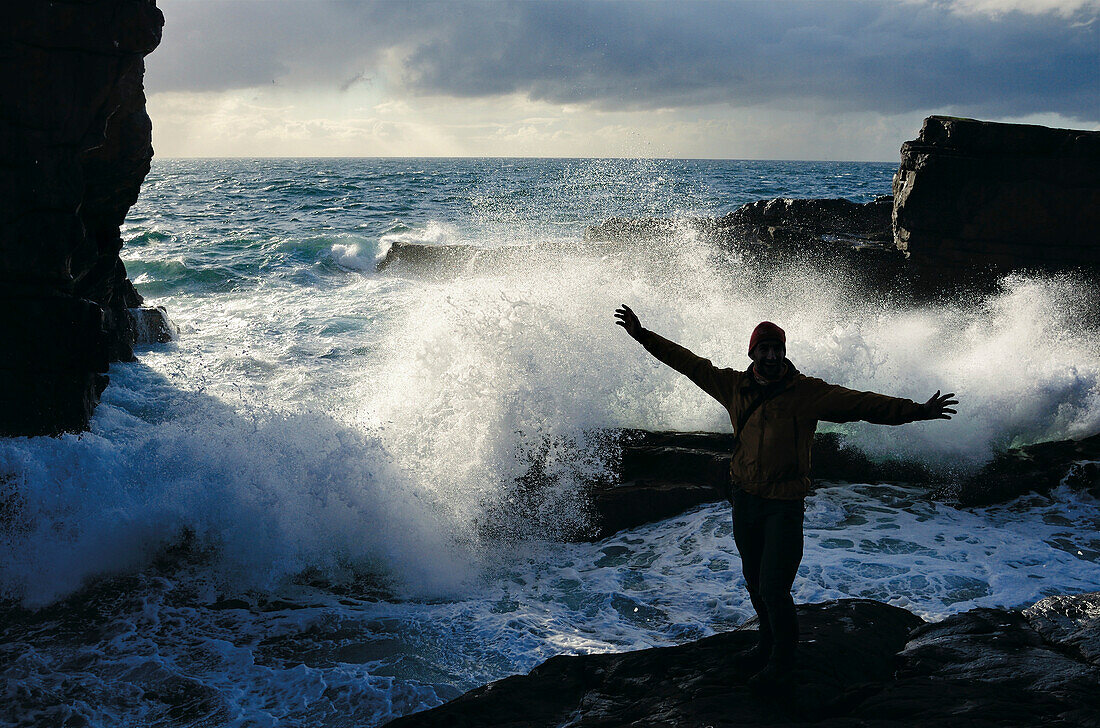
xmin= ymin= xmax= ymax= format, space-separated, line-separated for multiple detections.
xmin=748 ymin=321 xmax=785 ymax=356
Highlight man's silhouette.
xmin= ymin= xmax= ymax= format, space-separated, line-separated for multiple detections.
xmin=614 ymin=304 xmax=956 ymax=688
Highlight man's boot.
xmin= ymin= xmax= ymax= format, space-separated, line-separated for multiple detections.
xmin=731 ymin=640 xmax=772 ymax=674
xmin=747 ymin=646 xmax=795 ymax=690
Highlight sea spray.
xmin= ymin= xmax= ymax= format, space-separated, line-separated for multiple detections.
xmin=0 ymin=376 xmax=474 ymax=607
xmin=362 ymin=225 xmax=1100 ymax=526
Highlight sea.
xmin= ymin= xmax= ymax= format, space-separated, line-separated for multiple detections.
xmin=2 ymin=158 xmax=1099 ymax=727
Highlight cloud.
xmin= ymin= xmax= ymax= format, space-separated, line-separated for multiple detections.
xmin=148 ymin=0 xmax=1099 ymax=123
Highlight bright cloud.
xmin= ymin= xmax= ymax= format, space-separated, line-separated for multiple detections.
xmin=146 ymin=0 xmax=1100 ymax=158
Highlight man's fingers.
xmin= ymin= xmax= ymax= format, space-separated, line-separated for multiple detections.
xmin=942 ymin=408 xmax=957 ymax=415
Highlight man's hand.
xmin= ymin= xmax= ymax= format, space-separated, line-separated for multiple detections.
xmin=919 ymin=390 xmax=958 ymax=420
xmin=614 ymin=304 xmax=642 ymax=339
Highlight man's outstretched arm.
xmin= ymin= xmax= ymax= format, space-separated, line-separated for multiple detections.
xmin=614 ymin=304 xmax=736 ymax=404
xmin=810 ymin=381 xmax=958 ymax=425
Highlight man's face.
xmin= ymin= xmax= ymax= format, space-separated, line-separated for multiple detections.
xmin=750 ymin=339 xmax=785 ymax=376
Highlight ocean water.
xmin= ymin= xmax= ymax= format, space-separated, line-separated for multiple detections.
xmin=2 ymin=158 xmax=1099 ymax=727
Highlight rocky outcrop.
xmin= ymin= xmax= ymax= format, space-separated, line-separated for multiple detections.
xmin=376 ymin=239 xmax=646 ymax=277
xmin=583 ymin=197 xmax=905 ymax=275
xmin=582 ymin=429 xmax=1099 ymax=539
xmin=893 ymin=116 xmax=1100 ymax=278
xmin=717 ymin=195 xmax=894 ymax=248
xmin=385 ymin=197 xmax=910 ymax=290
xmin=951 ymin=432 xmax=1100 ymax=506
xmin=0 ymin=0 xmax=164 ymax=436
xmin=385 ymin=592 xmax=1100 ymax=727
xmin=586 ymin=430 xmax=935 ymax=540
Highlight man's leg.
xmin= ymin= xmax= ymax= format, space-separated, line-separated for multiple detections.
xmin=752 ymin=500 xmax=805 ymax=681
xmin=732 ymin=490 xmax=772 ymax=661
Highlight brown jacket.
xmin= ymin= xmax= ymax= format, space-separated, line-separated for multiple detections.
xmin=637 ymin=329 xmax=924 ymax=500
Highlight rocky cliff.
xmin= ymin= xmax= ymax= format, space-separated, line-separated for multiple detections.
xmin=893 ymin=116 xmax=1100 ymax=278
xmin=0 ymin=0 xmax=165 ymax=436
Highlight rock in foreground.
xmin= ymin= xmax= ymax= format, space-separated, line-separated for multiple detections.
xmin=385 ymin=593 xmax=1100 ymax=727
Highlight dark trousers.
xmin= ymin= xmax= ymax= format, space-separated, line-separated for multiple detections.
xmin=731 ymin=488 xmax=805 ymax=660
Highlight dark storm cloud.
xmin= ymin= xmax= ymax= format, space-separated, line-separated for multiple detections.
xmin=148 ymin=0 xmax=1100 ymax=120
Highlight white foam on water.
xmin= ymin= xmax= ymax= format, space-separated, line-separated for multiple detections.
xmin=4 ymin=482 xmax=1096 ymax=727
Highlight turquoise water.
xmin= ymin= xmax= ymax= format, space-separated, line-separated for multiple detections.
xmin=1 ymin=158 xmax=1098 ymax=727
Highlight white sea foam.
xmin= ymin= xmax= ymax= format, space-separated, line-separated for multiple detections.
xmin=0 ymin=366 xmax=475 ymax=607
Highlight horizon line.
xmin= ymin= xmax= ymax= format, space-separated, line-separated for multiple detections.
xmin=151 ymin=155 xmax=899 ymax=164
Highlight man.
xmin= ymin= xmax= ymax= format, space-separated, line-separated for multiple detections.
xmin=613 ymin=304 xmax=957 ymax=688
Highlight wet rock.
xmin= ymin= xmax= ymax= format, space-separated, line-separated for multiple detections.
xmin=376 ymin=239 xmax=645 ymax=277
xmin=893 ymin=116 xmax=1100 ymax=280
xmin=127 ymin=305 xmax=178 ymax=346
xmin=384 ymin=599 xmax=922 ymax=728
xmin=376 ymin=241 xmax=483 ymax=276
xmin=854 ymin=603 xmax=1100 ymax=727
xmin=1024 ymin=592 xmax=1100 ymax=667
xmin=0 ymin=0 xmax=164 ymax=434
xmin=385 ymin=593 xmax=1100 ymax=728
xmin=952 ymin=432 xmax=1100 ymax=506
xmin=718 ymin=195 xmax=894 ymax=247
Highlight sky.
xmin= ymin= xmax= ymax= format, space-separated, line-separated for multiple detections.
xmin=145 ymin=0 xmax=1100 ymax=160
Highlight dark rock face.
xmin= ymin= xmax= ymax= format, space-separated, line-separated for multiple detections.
xmin=384 ymin=599 xmax=923 ymax=728
xmin=0 ymin=0 xmax=164 ymax=435
xmin=1024 ymin=591 xmax=1100 ymax=667
xmin=583 ymin=428 xmax=1099 ymax=539
xmin=718 ymin=195 xmax=894 ymax=247
xmin=385 ymin=593 xmax=1100 ymax=727
xmin=893 ymin=116 xmax=1100 ymax=278
xmin=856 ymin=601 xmax=1100 ymax=726
xmin=951 ymin=432 xmax=1100 ymax=506
xmin=585 ymin=430 xmax=936 ymax=540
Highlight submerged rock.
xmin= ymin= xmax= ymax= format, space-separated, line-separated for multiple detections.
xmin=384 ymin=592 xmax=1100 ymax=727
